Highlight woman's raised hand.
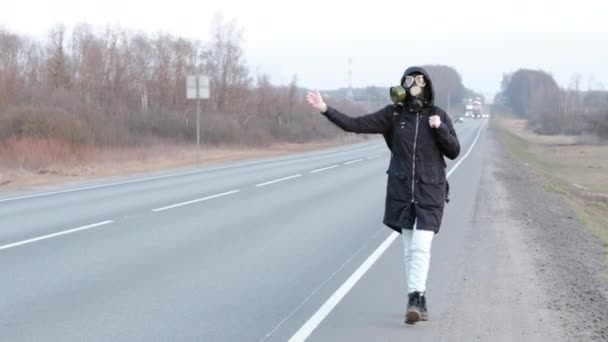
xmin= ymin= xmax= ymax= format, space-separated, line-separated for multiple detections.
xmin=306 ymin=90 xmax=328 ymax=113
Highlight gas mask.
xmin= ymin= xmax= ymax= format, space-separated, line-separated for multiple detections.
xmin=389 ymin=74 xmax=427 ymax=110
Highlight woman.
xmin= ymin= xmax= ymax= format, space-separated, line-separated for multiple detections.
xmin=306 ymin=66 xmax=460 ymax=324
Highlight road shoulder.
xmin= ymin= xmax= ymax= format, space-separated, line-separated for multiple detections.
xmin=451 ymin=125 xmax=608 ymax=341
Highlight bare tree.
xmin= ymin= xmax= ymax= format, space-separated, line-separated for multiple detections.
xmin=1 ymin=20 xmax=365 ymax=169
xmin=286 ymin=74 xmax=298 ymax=129
xmin=202 ymin=14 xmax=250 ymax=112
xmin=130 ymin=33 xmax=152 ymax=113
xmin=46 ymin=25 xmax=70 ymax=89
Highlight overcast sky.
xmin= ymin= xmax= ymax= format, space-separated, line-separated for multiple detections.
xmin=2 ymin=0 xmax=607 ymax=95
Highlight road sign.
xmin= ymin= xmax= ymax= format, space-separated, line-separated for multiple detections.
xmin=187 ymin=76 xmax=210 ymax=99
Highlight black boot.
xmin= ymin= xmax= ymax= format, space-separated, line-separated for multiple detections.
xmin=405 ymin=291 xmax=422 ymax=324
xmin=420 ymin=293 xmax=429 ymax=321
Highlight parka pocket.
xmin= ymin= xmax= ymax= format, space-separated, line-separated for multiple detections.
xmin=419 ymin=164 xmax=446 ymax=185
xmin=418 ymin=164 xmax=446 ymax=206
xmin=386 ymin=168 xmax=409 ymax=203
xmin=386 ymin=163 xmax=408 ymax=179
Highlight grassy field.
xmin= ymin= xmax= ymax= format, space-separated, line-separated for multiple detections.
xmin=493 ymin=116 xmax=608 ymax=266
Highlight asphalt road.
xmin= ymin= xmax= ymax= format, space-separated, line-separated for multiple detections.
xmin=1 ymin=119 xmax=487 ymax=341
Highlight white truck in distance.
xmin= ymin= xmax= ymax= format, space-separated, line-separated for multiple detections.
xmin=464 ymin=98 xmax=488 ymax=118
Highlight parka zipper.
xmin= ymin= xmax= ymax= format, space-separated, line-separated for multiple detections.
xmin=411 ymin=112 xmax=420 ymax=203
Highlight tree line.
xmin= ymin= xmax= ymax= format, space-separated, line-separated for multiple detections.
xmin=0 ymin=17 xmax=364 ymax=159
xmin=495 ymin=69 xmax=608 ymax=140
xmin=0 ymin=17 xmax=485 ymax=170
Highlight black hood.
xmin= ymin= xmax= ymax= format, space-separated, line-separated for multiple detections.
xmin=400 ymin=66 xmax=434 ymax=107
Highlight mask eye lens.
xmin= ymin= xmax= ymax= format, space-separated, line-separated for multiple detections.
xmin=404 ymin=75 xmax=426 ymax=88
xmin=404 ymin=76 xmax=415 ymax=88
xmin=415 ymin=75 xmax=426 ymax=87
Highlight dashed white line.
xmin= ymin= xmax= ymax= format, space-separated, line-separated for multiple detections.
xmin=0 ymin=143 xmax=379 ymax=203
xmin=152 ymin=190 xmax=240 ymax=212
xmin=255 ymin=174 xmax=302 ymax=187
xmin=0 ymin=220 xmax=115 ymax=251
xmin=366 ymin=155 xmax=381 ymax=160
xmin=344 ymin=159 xmax=364 ymax=165
xmin=310 ymin=165 xmax=339 ymax=174
xmin=288 ymin=121 xmax=486 ymax=342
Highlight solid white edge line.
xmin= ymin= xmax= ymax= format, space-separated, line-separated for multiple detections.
xmin=447 ymin=121 xmax=486 ymax=178
xmin=255 ymin=174 xmax=302 ymax=187
xmin=344 ymin=159 xmax=364 ymax=165
xmin=288 ymin=233 xmax=399 ymax=342
xmin=152 ymin=190 xmax=240 ymax=212
xmin=0 ymin=169 xmax=223 ymax=203
xmin=0 ymin=220 xmax=114 ymax=251
xmin=260 ymin=228 xmax=385 ymax=342
xmin=310 ymin=165 xmax=339 ymax=174
xmin=288 ymin=121 xmax=486 ymax=342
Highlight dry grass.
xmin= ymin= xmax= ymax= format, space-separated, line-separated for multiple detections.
xmin=501 ymin=119 xmax=578 ymax=146
xmin=498 ymin=118 xmax=608 ymax=194
xmin=494 ymin=116 xmax=608 ymax=264
xmin=0 ymin=136 xmax=97 ymax=169
xmin=0 ymin=136 xmax=366 ymax=192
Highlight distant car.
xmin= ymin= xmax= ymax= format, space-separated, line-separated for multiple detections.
xmin=455 ymin=116 xmax=464 ymax=123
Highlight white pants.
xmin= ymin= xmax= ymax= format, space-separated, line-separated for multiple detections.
xmin=402 ymin=228 xmax=434 ymax=293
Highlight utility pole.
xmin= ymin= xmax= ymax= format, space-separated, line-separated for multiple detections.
xmin=447 ymin=91 xmax=452 ymax=114
xmin=196 ymin=85 xmax=200 ymax=162
xmin=347 ymin=57 xmax=353 ymax=100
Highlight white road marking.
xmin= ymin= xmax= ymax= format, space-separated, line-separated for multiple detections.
xmin=1 ymin=127 xmax=465 ymax=204
xmin=0 ymin=124 xmax=477 ymax=254
xmin=260 ymin=228 xmax=386 ymax=341
xmin=0 ymin=221 xmax=114 ymax=251
xmin=0 ymin=169 xmax=229 ymax=203
xmin=310 ymin=165 xmax=339 ymax=174
xmin=344 ymin=159 xmax=364 ymax=165
xmin=0 ymin=143 xmax=380 ymax=203
xmin=152 ymin=190 xmax=240 ymax=212
xmin=366 ymin=155 xmax=381 ymax=160
xmin=288 ymin=233 xmax=399 ymax=342
xmin=445 ymin=120 xmax=486 ymax=178
xmin=288 ymin=121 xmax=486 ymax=342
xmin=255 ymin=175 xmax=302 ymax=187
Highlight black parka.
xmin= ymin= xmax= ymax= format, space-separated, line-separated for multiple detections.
xmin=322 ymin=67 xmax=460 ymax=234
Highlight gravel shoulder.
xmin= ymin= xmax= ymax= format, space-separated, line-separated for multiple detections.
xmin=453 ymin=124 xmax=608 ymax=341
